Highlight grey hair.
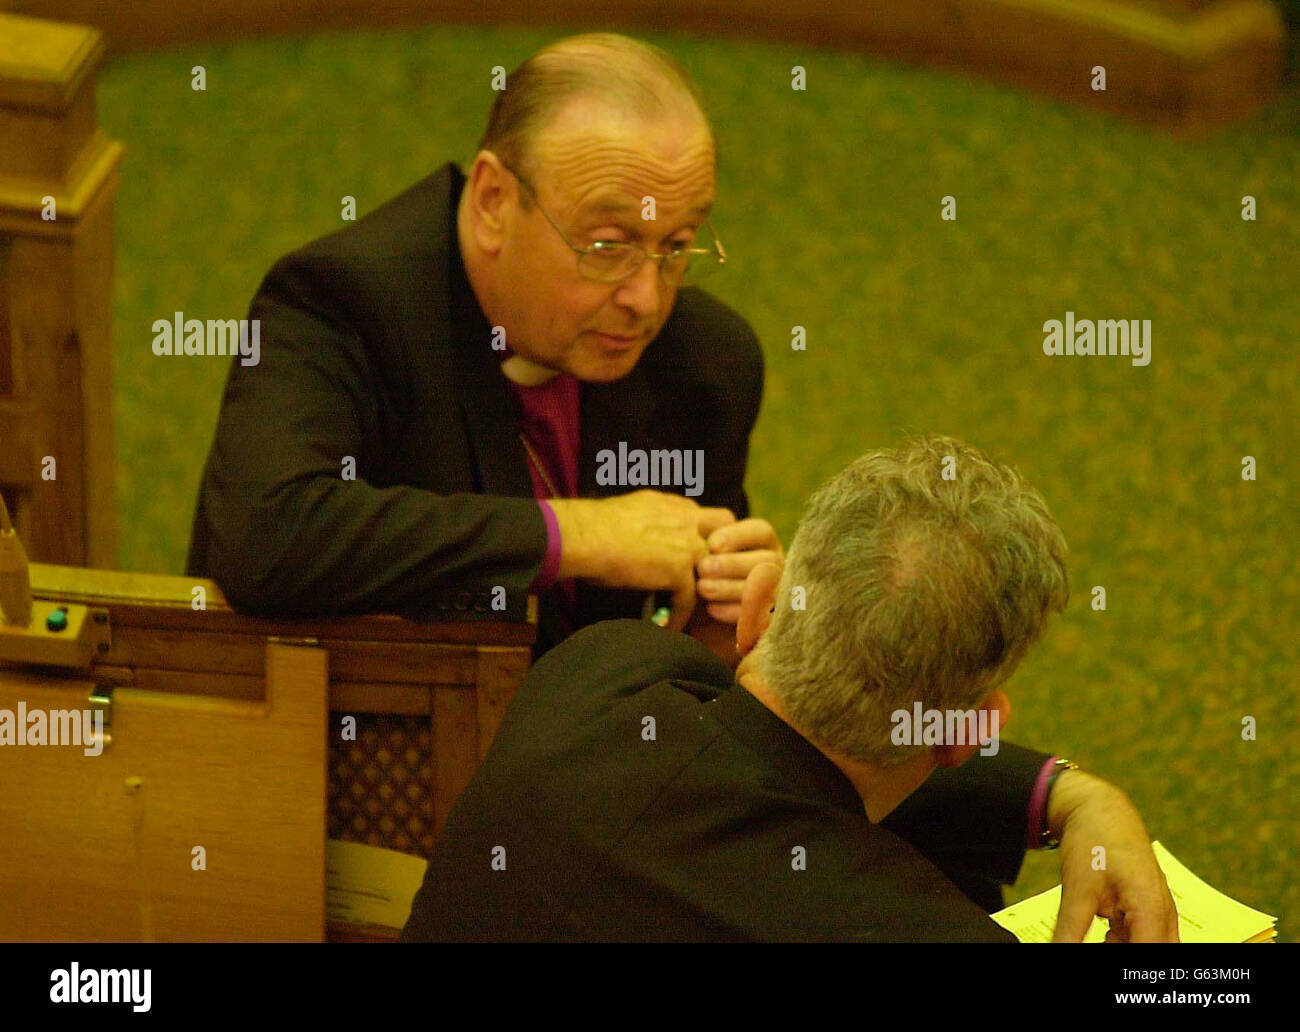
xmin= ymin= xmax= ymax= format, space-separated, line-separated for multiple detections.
xmin=475 ymin=32 xmax=715 ymax=200
xmin=751 ymin=434 xmax=1069 ymax=767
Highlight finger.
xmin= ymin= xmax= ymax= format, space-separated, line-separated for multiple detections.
xmin=696 ymin=578 xmax=745 ymax=603
xmin=1123 ymin=905 xmax=1173 ymax=944
xmin=667 ymin=576 xmax=696 ymax=633
xmin=1052 ymin=888 xmax=1100 ymax=943
xmin=1161 ymin=872 xmax=1181 ymax=943
xmin=696 ymin=507 xmax=736 ymax=538
xmin=707 ymin=517 xmax=776 ymax=552
xmin=705 ymin=602 xmax=742 ymax=624
xmin=698 ymin=549 xmax=783 ymax=580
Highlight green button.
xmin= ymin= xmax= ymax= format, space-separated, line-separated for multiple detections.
xmin=46 ymin=607 xmax=68 ymax=632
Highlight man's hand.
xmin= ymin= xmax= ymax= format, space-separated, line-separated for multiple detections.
xmin=1048 ymin=771 xmax=1179 ymax=943
xmin=550 ymin=491 xmax=735 ymax=631
xmin=693 ymin=518 xmax=784 ymax=624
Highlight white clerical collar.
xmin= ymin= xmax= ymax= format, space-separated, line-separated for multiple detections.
xmin=500 ymin=354 xmax=560 ymax=387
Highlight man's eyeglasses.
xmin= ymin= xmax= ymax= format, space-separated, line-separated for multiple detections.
xmin=499 ymin=160 xmax=727 ymax=286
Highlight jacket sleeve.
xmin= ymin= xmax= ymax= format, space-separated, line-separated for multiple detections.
xmin=191 ymin=256 xmax=546 ymax=617
xmin=880 ymin=741 xmax=1053 ymax=886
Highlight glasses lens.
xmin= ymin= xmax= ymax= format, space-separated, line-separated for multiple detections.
xmin=679 ymin=253 xmax=722 ymax=286
xmin=580 ymin=246 xmax=641 ymax=282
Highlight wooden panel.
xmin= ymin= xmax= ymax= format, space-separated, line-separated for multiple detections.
xmin=98 ymin=665 xmax=267 ymax=702
xmin=103 ymin=627 xmax=269 ymax=677
xmin=0 ymin=235 xmax=11 ymax=398
xmin=0 ymin=642 xmax=327 ymax=941
xmin=71 ymin=173 xmax=117 ymax=569
xmin=329 ymin=680 xmax=435 ymax=715
xmin=431 ymin=685 xmax=478 ymax=839
xmin=95 ymin=665 xmax=443 ymax=713
xmin=476 ymin=645 xmax=529 ymax=761
xmin=8 ymin=235 xmax=85 ymax=565
xmin=0 ymin=402 xmax=35 ymax=486
xmin=97 ymin=624 xmax=480 ymax=686
xmin=327 ymin=640 xmax=478 ymax=685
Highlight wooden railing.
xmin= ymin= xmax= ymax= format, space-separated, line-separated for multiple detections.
xmin=7 ymin=0 xmax=1288 ymax=132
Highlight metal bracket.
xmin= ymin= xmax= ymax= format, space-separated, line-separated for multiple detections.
xmin=87 ymin=606 xmax=112 ymax=658
xmin=88 ymin=683 xmax=113 ymax=751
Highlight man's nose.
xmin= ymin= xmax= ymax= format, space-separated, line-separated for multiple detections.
xmin=611 ymin=255 xmax=666 ymax=319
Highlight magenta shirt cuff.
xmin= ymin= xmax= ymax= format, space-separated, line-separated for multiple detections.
xmin=1025 ymin=756 xmax=1060 ymax=849
xmin=531 ymin=500 xmax=562 ymax=592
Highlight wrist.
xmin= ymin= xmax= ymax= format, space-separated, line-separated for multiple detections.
xmin=548 ymin=498 xmax=597 ymax=581
xmin=1045 ymin=768 xmax=1115 ymax=844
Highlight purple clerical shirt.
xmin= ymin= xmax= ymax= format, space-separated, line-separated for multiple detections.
xmin=503 ymin=363 xmax=580 ymax=594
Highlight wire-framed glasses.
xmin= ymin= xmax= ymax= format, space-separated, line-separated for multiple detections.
xmin=501 ymin=160 xmax=727 ymax=285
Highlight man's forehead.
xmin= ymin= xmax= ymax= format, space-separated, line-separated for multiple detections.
xmin=537 ymin=153 xmax=716 ymax=223
xmin=534 ymin=105 xmax=715 ymax=215
xmin=576 ymin=191 xmax=715 ymax=220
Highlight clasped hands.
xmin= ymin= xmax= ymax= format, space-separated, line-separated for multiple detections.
xmin=550 ymin=489 xmax=783 ymax=633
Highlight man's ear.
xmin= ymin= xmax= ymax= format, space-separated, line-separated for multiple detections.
xmin=736 ymin=562 xmax=782 ymax=658
xmin=933 ymin=688 xmax=1011 ymax=768
xmin=464 ymin=150 xmax=513 ymax=252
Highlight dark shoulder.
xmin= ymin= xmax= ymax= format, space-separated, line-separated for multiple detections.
xmin=524 ymin=619 xmax=734 ymax=707
xmin=252 ymin=165 xmax=458 ymax=322
xmin=287 ymin=165 xmax=456 ymax=267
xmin=747 ymin=812 xmax=1019 ymax=942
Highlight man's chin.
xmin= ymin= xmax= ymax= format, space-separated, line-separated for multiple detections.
xmin=571 ymin=346 xmax=646 ymax=383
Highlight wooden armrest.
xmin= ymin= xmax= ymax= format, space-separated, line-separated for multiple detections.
xmin=23 ymin=564 xmax=536 ymax=706
xmin=30 ymin=563 xmax=536 ymax=645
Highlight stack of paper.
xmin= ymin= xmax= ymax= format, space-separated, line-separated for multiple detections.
xmin=992 ymin=841 xmax=1277 ymax=943
xmin=326 ymin=839 xmax=428 ymax=930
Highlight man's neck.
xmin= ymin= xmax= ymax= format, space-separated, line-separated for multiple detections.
xmin=500 ymin=354 xmax=560 ymax=386
xmin=736 ymin=668 xmax=935 ymax=822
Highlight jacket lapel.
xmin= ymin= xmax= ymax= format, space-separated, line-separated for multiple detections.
xmin=444 ymin=190 xmax=533 ymax=500
xmin=453 ymin=332 xmax=534 ymax=499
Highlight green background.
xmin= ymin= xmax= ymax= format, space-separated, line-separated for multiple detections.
xmin=99 ymin=25 xmax=1298 ymax=939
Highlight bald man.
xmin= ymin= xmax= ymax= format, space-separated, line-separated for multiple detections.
xmin=187 ymin=33 xmax=778 ymax=658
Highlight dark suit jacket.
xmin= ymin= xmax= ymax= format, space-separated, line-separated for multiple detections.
xmin=186 ymin=163 xmax=764 ymax=652
xmin=402 ymin=619 xmax=1041 ymax=941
